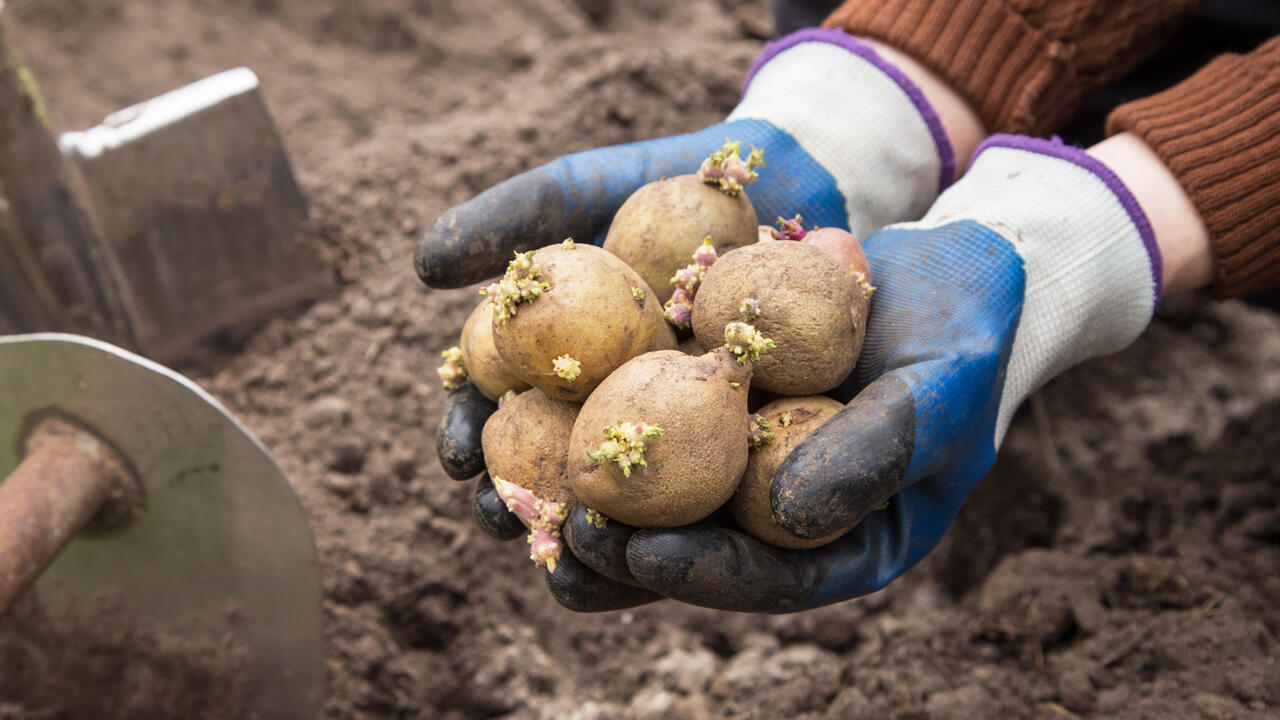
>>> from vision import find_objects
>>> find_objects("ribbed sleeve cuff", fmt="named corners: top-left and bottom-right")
top-left (822, 0), bottom-right (1079, 136)
top-left (1108, 38), bottom-right (1280, 299)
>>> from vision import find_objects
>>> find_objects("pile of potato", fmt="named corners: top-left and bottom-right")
top-left (438, 141), bottom-right (875, 571)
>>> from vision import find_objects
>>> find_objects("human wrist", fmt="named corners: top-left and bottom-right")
top-left (729, 28), bottom-right (961, 236)
top-left (1087, 132), bottom-right (1212, 295)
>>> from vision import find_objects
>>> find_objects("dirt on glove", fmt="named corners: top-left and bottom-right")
top-left (2, 0), bottom-right (1277, 718)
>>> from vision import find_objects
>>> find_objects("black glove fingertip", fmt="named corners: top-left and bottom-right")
top-left (772, 374), bottom-right (914, 538)
top-left (414, 169), bottom-right (580, 289)
top-left (437, 380), bottom-right (496, 480)
top-left (544, 547), bottom-right (662, 613)
top-left (473, 474), bottom-right (525, 541)
top-left (562, 505), bottom-right (642, 587)
top-left (626, 527), bottom-right (817, 613)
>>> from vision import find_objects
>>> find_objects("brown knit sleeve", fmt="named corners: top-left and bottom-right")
top-left (1108, 37), bottom-right (1280, 298)
top-left (822, 0), bottom-right (1200, 136)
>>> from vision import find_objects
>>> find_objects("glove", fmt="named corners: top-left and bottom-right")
top-left (424, 29), bottom-right (962, 610)
top-left (563, 134), bottom-right (1163, 612)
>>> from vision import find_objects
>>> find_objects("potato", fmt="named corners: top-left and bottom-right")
top-left (459, 300), bottom-right (530, 401)
top-left (603, 141), bottom-right (764, 304)
top-left (481, 388), bottom-right (580, 571)
top-left (692, 241), bottom-right (867, 395)
top-left (804, 227), bottom-right (870, 281)
top-left (487, 241), bottom-right (676, 402)
top-left (482, 388), bottom-right (578, 506)
top-left (763, 217), bottom-right (873, 292)
top-left (729, 396), bottom-right (848, 549)
top-left (760, 222), bottom-right (875, 332)
top-left (603, 176), bottom-right (757, 304)
top-left (567, 327), bottom-right (772, 527)
top-left (803, 227), bottom-right (874, 306)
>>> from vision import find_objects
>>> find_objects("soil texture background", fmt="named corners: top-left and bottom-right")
top-left (2, 0), bottom-right (1278, 718)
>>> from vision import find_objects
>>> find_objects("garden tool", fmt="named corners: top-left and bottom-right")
top-left (0, 332), bottom-right (323, 718)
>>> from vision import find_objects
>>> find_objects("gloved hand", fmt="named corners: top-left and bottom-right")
top-left (425, 29), bottom-right (962, 610)
top-left (561, 134), bottom-right (1163, 612)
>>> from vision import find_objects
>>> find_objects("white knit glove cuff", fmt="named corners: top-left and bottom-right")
top-left (899, 135), bottom-right (1163, 443)
top-left (728, 28), bottom-right (956, 238)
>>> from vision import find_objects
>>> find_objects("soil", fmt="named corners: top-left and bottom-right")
top-left (3, 0), bottom-right (1279, 718)
top-left (0, 593), bottom-right (250, 720)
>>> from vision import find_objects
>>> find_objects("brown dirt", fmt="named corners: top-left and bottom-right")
top-left (3, 1), bottom-right (1278, 718)
top-left (0, 592), bottom-right (250, 719)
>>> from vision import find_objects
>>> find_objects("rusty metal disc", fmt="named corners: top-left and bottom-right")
top-left (0, 333), bottom-right (322, 718)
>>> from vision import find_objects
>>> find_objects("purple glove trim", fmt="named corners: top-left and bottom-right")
top-left (972, 134), bottom-right (1164, 309)
top-left (742, 27), bottom-right (957, 193)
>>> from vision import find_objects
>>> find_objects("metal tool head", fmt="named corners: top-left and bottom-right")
top-left (0, 333), bottom-right (322, 718)
top-left (57, 67), bottom-right (332, 363)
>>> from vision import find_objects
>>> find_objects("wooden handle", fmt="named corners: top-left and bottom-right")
top-left (0, 415), bottom-right (139, 614)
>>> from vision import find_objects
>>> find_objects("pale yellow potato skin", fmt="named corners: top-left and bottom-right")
top-left (481, 388), bottom-right (579, 506)
top-left (692, 242), bottom-right (865, 396)
top-left (567, 348), bottom-right (752, 528)
top-left (491, 244), bottom-right (676, 402)
top-left (460, 300), bottom-right (531, 401)
top-left (603, 175), bottom-right (758, 304)
top-left (730, 396), bottom-right (849, 549)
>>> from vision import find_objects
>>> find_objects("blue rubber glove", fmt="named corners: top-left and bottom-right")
top-left (423, 29), bottom-right (960, 611)
top-left (565, 135), bottom-right (1164, 612)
